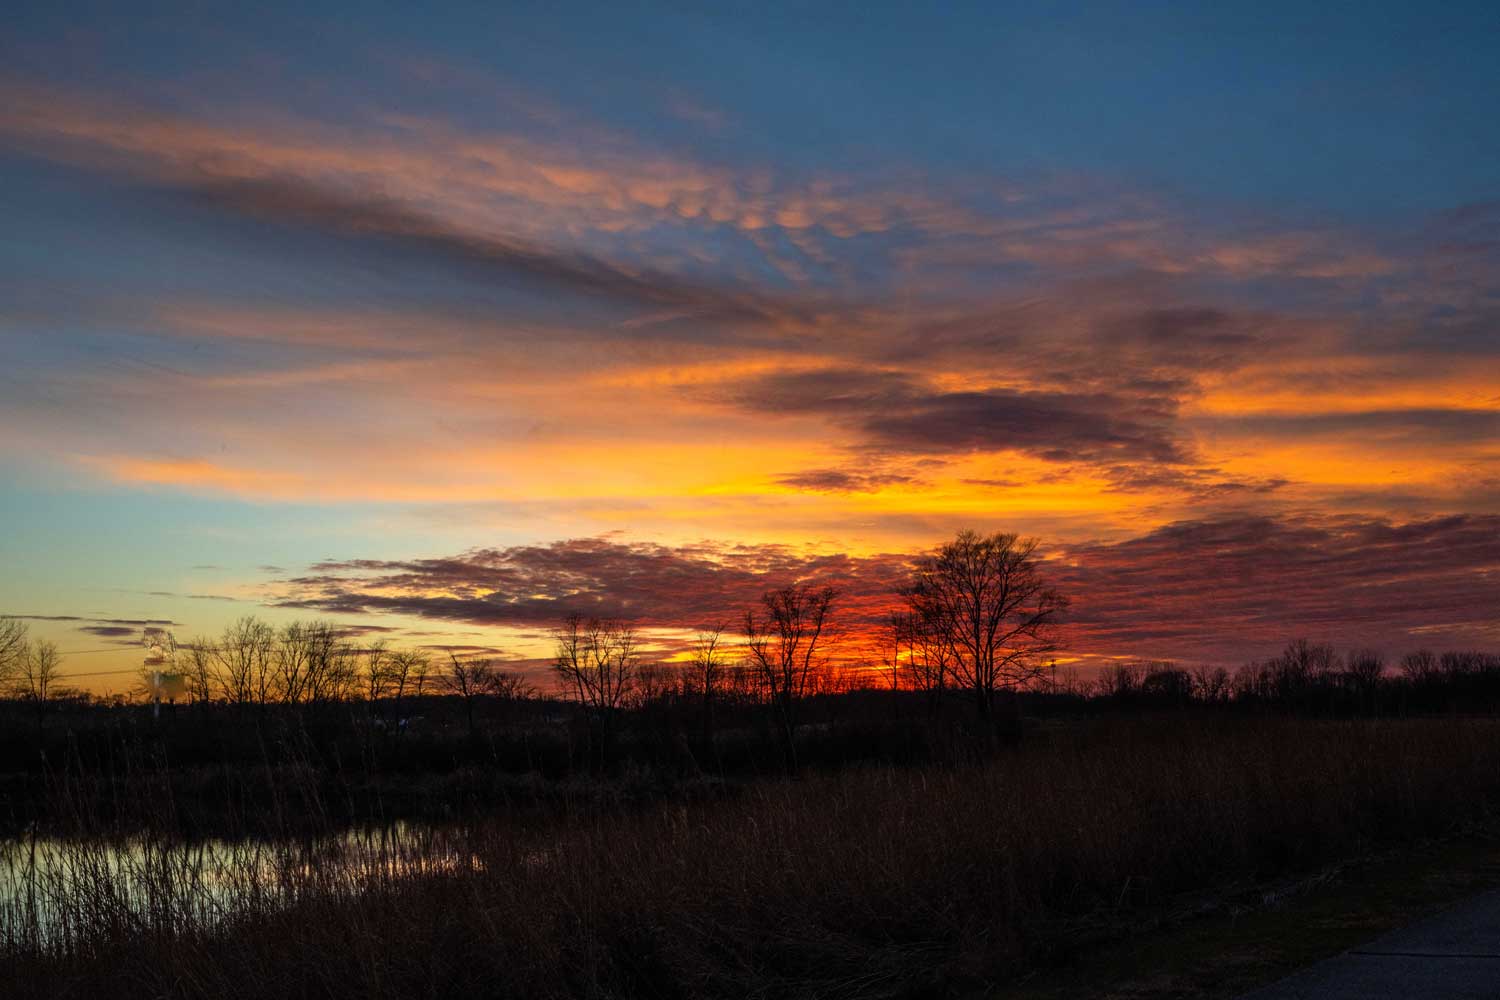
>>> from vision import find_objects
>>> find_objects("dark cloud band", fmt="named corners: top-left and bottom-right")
top-left (272, 513), bottom-right (1500, 664)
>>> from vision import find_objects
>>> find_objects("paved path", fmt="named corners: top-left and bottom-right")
top-left (1242, 889), bottom-right (1500, 998)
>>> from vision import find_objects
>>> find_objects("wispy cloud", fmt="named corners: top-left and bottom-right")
top-left (1056, 514), bottom-right (1500, 660)
top-left (274, 538), bottom-right (911, 631)
top-left (269, 513), bottom-right (1500, 664)
top-left (0, 77), bottom-right (1493, 571)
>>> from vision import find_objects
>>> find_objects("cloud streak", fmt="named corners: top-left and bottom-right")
top-left (1056, 514), bottom-right (1500, 661)
top-left (705, 367), bottom-right (1192, 486)
top-left (275, 538), bottom-right (911, 632)
top-left (170, 175), bottom-right (809, 327)
top-left (271, 514), bottom-right (1500, 665)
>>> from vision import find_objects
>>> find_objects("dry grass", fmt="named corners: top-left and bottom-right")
top-left (5, 717), bottom-right (1500, 998)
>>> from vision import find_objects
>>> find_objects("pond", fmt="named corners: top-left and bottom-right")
top-left (0, 822), bottom-right (504, 947)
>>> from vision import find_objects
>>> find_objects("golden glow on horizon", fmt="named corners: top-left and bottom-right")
top-left (5, 61), bottom-right (1497, 700)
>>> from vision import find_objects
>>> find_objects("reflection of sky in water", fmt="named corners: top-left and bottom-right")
top-left (0, 823), bottom-right (539, 945)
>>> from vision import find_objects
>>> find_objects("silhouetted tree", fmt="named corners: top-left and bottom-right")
top-left (1346, 649), bottom-right (1385, 707)
top-left (1191, 664), bottom-right (1231, 703)
top-left (0, 617), bottom-right (27, 689)
top-left (1400, 649), bottom-right (1439, 684)
top-left (13, 639), bottom-right (64, 733)
top-left (1099, 661), bottom-right (1142, 700)
top-left (384, 649), bottom-right (428, 730)
top-left (275, 622), bottom-right (313, 705)
top-left (214, 617), bottom-right (276, 706)
top-left (410, 650), bottom-right (432, 699)
top-left (182, 638), bottom-right (219, 705)
top-left (688, 624), bottom-right (729, 745)
top-left (362, 640), bottom-right (392, 705)
top-left (891, 606), bottom-right (951, 712)
top-left (879, 612), bottom-right (906, 693)
top-left (311, 624), bottom-right (358, 704)
top-left (743, 582), bottom-right (838, 770)
top-left (442, 652), bottom-right (497, 740)
top-left (1139, 664), bottom-right (1194, 706)
top-left (553, 616), bottom-right (638, 713)
top-left (899, 530), bottom-right (1067, 723)
top-left (1269, 639), bottom-right (1338, 704)
top-left (487, 667), bottom-right (535, 711)
top-left (553, 615), bottom-right (639, 757)
top-left (1441, 650), bottom-right (1486, 680)
top-left (274, 621), bottom-right (357, 706)
top-left (632, 660), bottom-right (673, 708)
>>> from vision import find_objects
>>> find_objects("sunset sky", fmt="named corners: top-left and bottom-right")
top-left (3, 2), bottom-right (1498, 690)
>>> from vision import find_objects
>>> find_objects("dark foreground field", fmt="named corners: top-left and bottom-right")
top-left (5, 716), bottom-right (1500, 999)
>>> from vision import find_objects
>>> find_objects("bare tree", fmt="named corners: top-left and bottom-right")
top-left (362, 639), bottom-right (391, 706)
top-left (275, 621), bottom-right (312, 705)
top-left (724, 656), bottom-right (763, 704)
top-left (1191, 664), bottom-right (1231, 704)
top-left (1138, 663), bottom-right (1194, 705)
top-left (1346, 649), bottom-right (1384, 688)
top-left (632, 660), bottom-right (675, 708)
top-left (274, 621), bottom-right (356, 706)
top-left (743, 582), bottom-right (838, 770)
top-left (488, 668), bottom-right (535, 705)
top-left (443, 652), bottom-right (497, 740)
top-left (0, 618), bottom-right (28, 688)
top-left (409, 650), bottom-right (431, 700)
top-left (1098, 661), bottom-right (1142, 699)
top-left (384, 648), bottom-right (428, 729)
top-left (895, 606), bottom-right (952, 709)
top-left (552, 615), bottom-right (639, 729)
top-left (688, 625), bottom-right (729, 743)
top-left (13, 640), bottom-right (64, 730)
top-left (1400, 649), bottom-right (1439, 683)
top-left (208, 617), bottom-right (276, 706)
top-left (1267, 640), bottom-right (1338, 703)
top-left (1441, 651), bottom-right (1486, 679)
top-left (307, 622), bottom-right (358, 704)
top-left (182, 638), bottom-right (220, 705)
top-left (878, 612), bottom-right (906, 693)
top-left (899, 530), bottom-right (1067, 721)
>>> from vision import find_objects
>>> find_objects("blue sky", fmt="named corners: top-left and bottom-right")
top-left (10, 2), bottom-right (1498, 214)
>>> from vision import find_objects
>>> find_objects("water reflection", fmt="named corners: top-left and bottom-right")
top-left (0, 823), bottom-right (490, 946)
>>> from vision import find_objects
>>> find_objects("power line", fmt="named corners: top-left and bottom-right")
top-left (57, 667), bottom-right (146, 679)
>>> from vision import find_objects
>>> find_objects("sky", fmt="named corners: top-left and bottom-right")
top-left (2, 1), bottom-right (1498, 690)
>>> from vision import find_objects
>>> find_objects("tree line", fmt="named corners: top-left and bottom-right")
top-left (0, 533), bottom-right (1061, 758)
top-left (1088, 639), bottom-right (1500, 714)
top-left (5, 530), bottom-right (1498, 762)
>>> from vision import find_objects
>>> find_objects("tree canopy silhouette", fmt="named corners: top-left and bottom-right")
top-left (899, 530), bottom-right (1067, 719)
